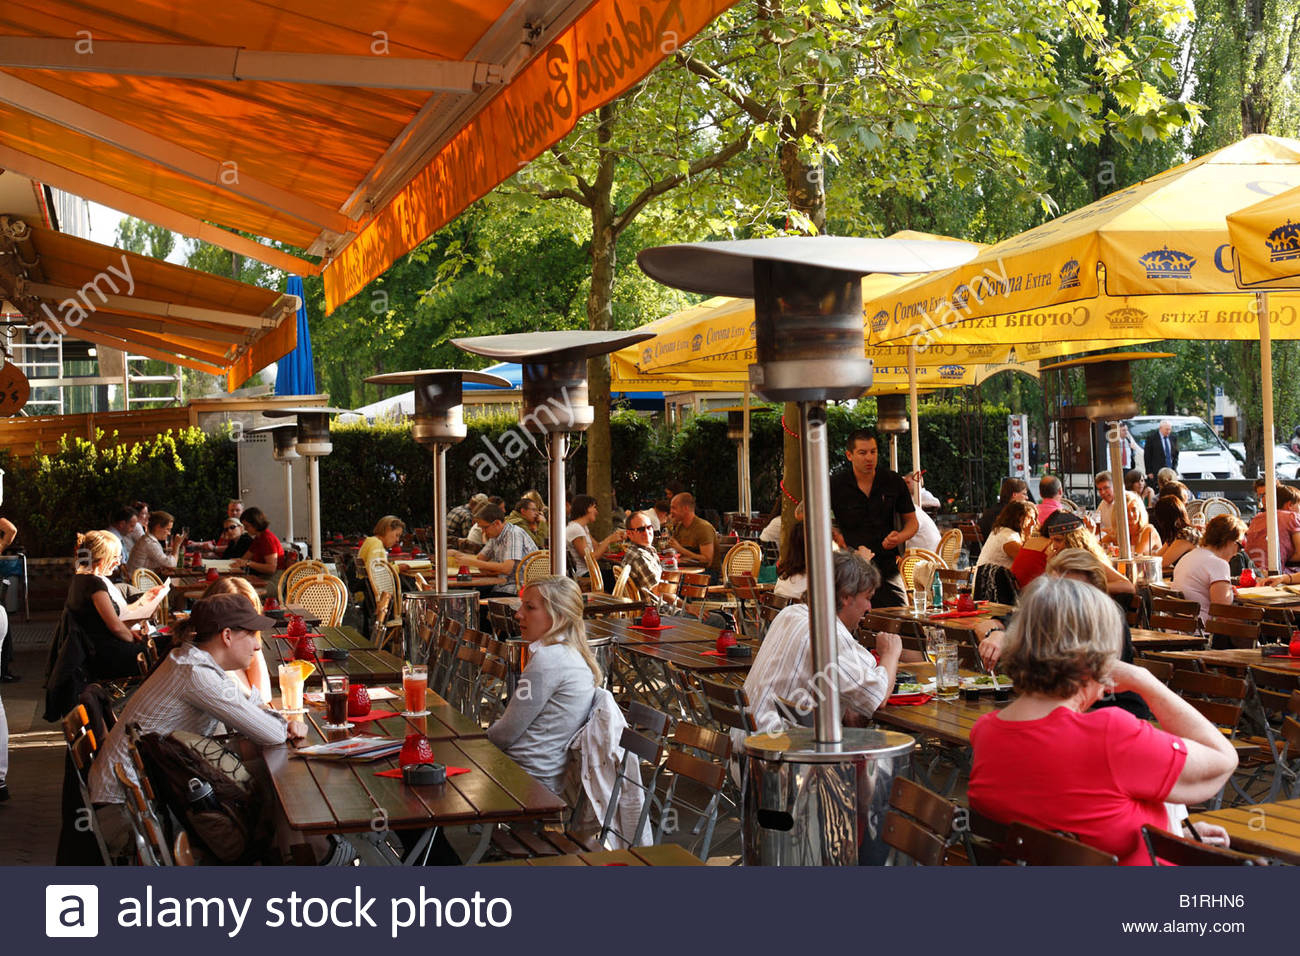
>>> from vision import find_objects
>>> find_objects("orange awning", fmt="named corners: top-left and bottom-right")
top-left (0, 0), bottom-right (739, 314)
top-left (0, 216), bottom-right (298, 388)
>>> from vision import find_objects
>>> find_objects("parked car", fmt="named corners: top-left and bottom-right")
top-left (1229, 442), bottom-right (1300, 480)
top-left (1124, 416), bottom-right (1244, 481)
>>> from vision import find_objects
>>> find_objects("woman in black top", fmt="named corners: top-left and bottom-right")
top-left (67, 530), bottom-right (146, 680)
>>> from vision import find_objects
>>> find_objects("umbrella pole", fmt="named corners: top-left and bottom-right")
top-left (908, 346), bottom-right (921, 505)
top-left (548, 432), bottom-right (568, 578)
top-left (1260, 292), bottom-right (1280, 573)
top-left (433, 445), bottom-right (448, 593)
top-left (283, 460), bottom-right (294, 545)
top-left (1107, 423), bottom-right (1132, 564)
top-left (308, 455), bottom-right (321, 561)
top-left (742, 380), bottom-right (752, 515)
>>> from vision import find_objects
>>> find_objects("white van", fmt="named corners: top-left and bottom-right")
top-left (1124, 416), bottom-right (1244, 481)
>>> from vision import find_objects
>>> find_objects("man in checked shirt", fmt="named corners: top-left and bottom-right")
top-left (619, 513), bottom-right (679, 610)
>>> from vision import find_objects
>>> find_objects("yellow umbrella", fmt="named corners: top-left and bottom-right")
top-left (863, 134), bottom-right (1300, 568)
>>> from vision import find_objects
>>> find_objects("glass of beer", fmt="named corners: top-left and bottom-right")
top-left (934, 644), bottom-right (960, 701)
top-left (277, 663), bottom-right (305, 713)
top-left (323, 675), bottom-right (350, 728)
top-left (402, 663), bottom-right (429, 717)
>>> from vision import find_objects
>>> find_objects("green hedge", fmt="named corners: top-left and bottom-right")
top-left (3, 400), bottom-right (1011, 556)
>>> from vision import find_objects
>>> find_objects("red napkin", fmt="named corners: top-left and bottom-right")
top-left (373, 767), bottom-right (471, 779)
top-left (347, 709), bottom-right (401, 723)
top-left (886, 693), bottom-right (934, 706)
top-left (276, 633), bottom-right (325, 640)
top-left (700, 650), bottom-right (725, 657)
top-left (628, 624), bottom-right (674, 632)
top-left (930, 610), bottom-right (983, 620)
top-left (943, 599), bottom-right (988, 609)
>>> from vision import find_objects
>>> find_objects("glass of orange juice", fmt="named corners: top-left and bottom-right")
top-left (403, 663), bottom-right (429, 717)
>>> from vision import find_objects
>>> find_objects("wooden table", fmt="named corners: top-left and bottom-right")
top-left (872, 603), bottom-right (1014, 630)
top-left (1129, 628), bottom-right (1207, 651)
top-left (263, 625), bottom-right (405, 684)
top-left (1162, 647), bottom-right (1300, 674)
top-left (585, 614), bottom-right (727, 645)
top-left (264, 686), bottom-right (564, 864)
top-left (487, 592), bottom-right (645, 619)
top-left (1190, 799), bottom-right (1300, 865)
top-left (483, 845), bottom-right (705, 866)
top-left (619, 638), bottom-right (759, 674)
top-left (1235, 586), bottom-right (1300, 608)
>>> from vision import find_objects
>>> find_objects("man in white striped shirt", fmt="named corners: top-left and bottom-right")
top-left (89, 595), bottom-right (292, 833)
top-left (743, 552), bottom-right (902, 739)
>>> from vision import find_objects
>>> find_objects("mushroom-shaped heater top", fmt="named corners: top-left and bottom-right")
top-left (638, 237), bottom-right (980, 403)
top-left (365, 368), bottom-right (512, 446)
top-left (262, 406), bottom-right (354, 456)
top-left (251, 422), bottom-right (302, 461)
top-left (452, 330), bottom-right (653, 433)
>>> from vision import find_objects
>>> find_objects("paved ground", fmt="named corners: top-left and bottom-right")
top-left (1, 615), bottom-right (65, 865)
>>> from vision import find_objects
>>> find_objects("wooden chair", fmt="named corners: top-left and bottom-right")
top-left (697, 676), bottom-right (757, 735)
top-left (64, 724), bottom-right (114, 865)
top-left (882, 777), bottom-right (961, 866)
top-left (113, 762), bottom-right (172, 866)
top-left (598, 703), bottom-right (670, 851)
top-left (1205, 604), bottom-right (1261, 650)
top-left (277, 559), bottom-right (326, 606)
top-left (1002, 822), bottom-right (1117, 866)
top-left (1149, 596), bottom-right (1203, 636)
top-left (1133, 657), bottom-right (1174, 684)
top-left (721, 540), bottom-right (762, 584)
top-left (515, 550), bottom-right (551, 593)
top-left (653, 721), bottom-right (732, 861)
top-left (679, 572), bottom-right (719, 620)
top-left (285, 573), bottom-right (348, 626)
top-left (1171, 669), bottom-right (1249, 806)
top-left (1245, 667), bottom-right (1300, 801)
top-left (172, 830), bottom-right (196, 866)
top-left (1140, 824), bottom-right (1268, 866)
top-left (936, 528), bottom-right (964, 569)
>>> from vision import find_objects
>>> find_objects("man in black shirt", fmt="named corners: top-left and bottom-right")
top-left (830, 430), bottom-right (918, 607)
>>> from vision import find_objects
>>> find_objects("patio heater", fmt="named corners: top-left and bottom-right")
top-left (251, 422), bottom-right (300, 546)
top-left (640, 237), bottom-right (975, 865)
top-left (451, 331), bottom-right (653, 578)
top-left (363, 369), bottom-right (511, 593)
top-left (262, 406), bottom-right (352, 561)
top-left (726, 410), bottom-right (752, 514)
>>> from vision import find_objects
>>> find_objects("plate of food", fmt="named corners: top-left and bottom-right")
top-left (895, 679), bottom-right (936, 695)
top-left (961, 675), bottom-right (1012, 690)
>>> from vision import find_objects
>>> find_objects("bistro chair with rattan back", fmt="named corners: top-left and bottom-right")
top-left (898, 549), bottom-right (946, 598)
top-left (1202, 497), bottom-right (1240, 520)
top-left (130, 567), bottom-right (170, 625)
top-left (277, 560), bottom-right (326, 606)
top-left (1141, 824), bottom-right (1268, 865)
top-left (883, 776), bottom-right (962, 866)
top-left (515, 550), bottom-right (551, 593)
top-left (285, 573), bottom-right (348, 626)
top-left (582, 547), bottom-right (606, 593)
top-left (937, 528), bottom-right (964, 569)
top-left (364, 558), bottom-right (404, 649)
top-left (610, 564), bottom-right (638, 601)
top-left (721, 540), bottom-right (761, 585)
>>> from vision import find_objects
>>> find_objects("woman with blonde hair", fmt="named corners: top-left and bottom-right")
top-left (358, 515), bottom-right (405, 568)
top-left (969, 576), bottom-right (1236, 864)
top-left (1124, 491), bottom-right (1162, 556)
top-left (487, 576), bottom-right (599, 795)
top-left (66, 531), bottom-right (156, 680)
top-left (201, 576), bottom-right (273, 701)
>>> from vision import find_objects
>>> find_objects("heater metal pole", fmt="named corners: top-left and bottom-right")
top-left (799, 402), bottom-right (841, 747)
top-left (433, 444), bottom-right (449, 593)
top-left (308, 456), bottom-right (322, 560)
top-left (548, 432), bottom-right (568, 577)
top-left (283, 461), bottom-right (294, 545)
top-left (890, 434), bottom-right (899, 472)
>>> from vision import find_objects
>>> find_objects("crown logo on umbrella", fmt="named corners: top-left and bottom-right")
top-left (869, 309), bottom-right (890, 333)
top-left (1106, 306), bottom-right (1148, 328)
top-left (1138, 246), bottom-right (1197, 279)
top-left (1058, 258), bottom-right (1081, 289)
top-left (938, 364), bottom-right (966, 380)
top-left (1266, 219), bottom-right (1300, 262)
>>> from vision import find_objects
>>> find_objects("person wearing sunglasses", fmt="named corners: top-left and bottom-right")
top-left (209, 517), bottom-right (252, 559)
top-left (620, 516), bottom-right (677, 609)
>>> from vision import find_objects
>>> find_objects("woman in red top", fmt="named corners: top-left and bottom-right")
top-left (231, 506), bottom-right (284, 575)
top-left (968, 575), bottom-right (1237, 865)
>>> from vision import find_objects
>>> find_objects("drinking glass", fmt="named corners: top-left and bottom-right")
top-left (403, 663), bottom-right (429, 717)
top-left (934, 645), bottom-right (960, 701)
top-left (277, 663), bottom-right (305, 713)
top-left (323, 675), bottom-right (350, 728)
top-left (924, 627), bottom-right (946, 661)
top-left (912, 586), bottom-right (930, 616)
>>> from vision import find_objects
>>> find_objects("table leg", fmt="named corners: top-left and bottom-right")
top-left (463, 824), bottom-right (495, 864)
top-left (345, 831), bottom-right (403, 865)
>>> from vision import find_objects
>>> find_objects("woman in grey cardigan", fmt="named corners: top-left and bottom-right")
top-left (487, 576), bottom-right (600, 796)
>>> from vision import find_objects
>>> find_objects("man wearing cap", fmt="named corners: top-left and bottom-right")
top-left (448, 503), bottom-right (537, 595)
top-left (830, 430), bottom-right (917, 608)
top-left (87, 594), bottom-right (295, 847)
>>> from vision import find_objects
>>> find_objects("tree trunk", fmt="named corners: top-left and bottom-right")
top-left (586, 104), bottom-right (620, 541)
